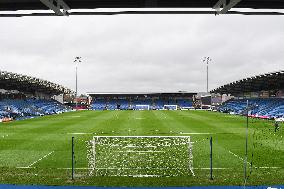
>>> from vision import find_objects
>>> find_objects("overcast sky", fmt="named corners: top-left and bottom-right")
top-left (0, 13), bottom-right (283, 94)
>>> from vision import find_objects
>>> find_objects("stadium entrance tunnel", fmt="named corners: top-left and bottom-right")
top-left (0, 185), bottom-right (284, 189)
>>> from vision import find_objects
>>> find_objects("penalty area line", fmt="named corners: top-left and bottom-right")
top-left (57, 167), bottom-right (91, 170)
top-left (228, 150), bottom-right (256, 168)
top-left (18, 151), bottom-right (54, 169)
top-left (28, 151), bottom-right (54, 168)
top-left (194, 167), bottom-right (232, 170)
top-left (194, 166), bottom-right (282, 170)
top-left (257, 166), bottom-right (282, 169)
top-left (229, 150), bottom-right (245, 162)
top-left (67, 133), bottom-right (93, 135)
top-left (179, 132), bottom-right (216, 135)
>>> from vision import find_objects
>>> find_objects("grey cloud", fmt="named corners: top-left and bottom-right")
top-left (0, 14), bottom-right (283, 94)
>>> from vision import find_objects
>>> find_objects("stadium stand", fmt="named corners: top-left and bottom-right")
top-left (89, 98), bottom-right (197, 110)
top-left (88, 93), bottom-right (195, 110)
top-left (90, 99), bottom-right (106, 110)
top-left (0, 70), bottom-right (73, 121)
top-left (218, 98), bottom-right (284, 119)
top-left (132, 99), bottom-right (152, 110)
top-left (177, 99), bottom-right (193, 108)
top-left (213, 71), bottom-right (284, 119)
top-left (118, 99), bottom-right (129, 110)
top-left (0, 98), bottom-right (70, 120)
top-left (211, 70), bottom-right (284, 96)
top-left (154, 99), bottom-right (165, 110)
top-left (107, 99), bottom-right (117, 110)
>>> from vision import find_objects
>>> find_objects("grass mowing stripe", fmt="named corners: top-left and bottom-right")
top-left (0, 110), bottom-right (283, 186)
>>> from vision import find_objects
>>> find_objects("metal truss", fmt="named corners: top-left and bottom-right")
top-left (213, 0), bottom-right (243, 14)
top-left (0, 10), bottom-right (284, 17)
top-left (211, 70), bottom-right (284, 95)
top-left (0, 70), bottom-right (73, 95)
top-left (39, 0), bottom-right (70, 16)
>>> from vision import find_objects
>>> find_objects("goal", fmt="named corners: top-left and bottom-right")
top-left (135, 104), bottom-right (150, 110)
top-left (164, 104), bottom-right (178, 110)
top-left (87, 136), bottom-right (194, 177)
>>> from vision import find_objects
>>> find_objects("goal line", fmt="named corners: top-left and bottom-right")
top-left (92, 135), bottom-right (191, 138)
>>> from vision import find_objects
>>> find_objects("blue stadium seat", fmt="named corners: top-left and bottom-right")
top-left (0, 98), bottom-right (70, 120)
top-left (218, 98), bottom-right (284, 119)
top-left (90, 99), bottom-right (106, 110)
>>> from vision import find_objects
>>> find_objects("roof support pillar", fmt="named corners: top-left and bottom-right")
top-left (213, 0), bottom-right (242, 14)
top-left (40, 0), bottom-right (70, 16)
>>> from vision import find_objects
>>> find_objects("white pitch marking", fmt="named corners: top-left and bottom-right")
top-left (105, 174), bottom-right (161, 177)
top-left (67, 133), bottom-right (93, 135)
top-left (257, 166), bottom-right (282, 169)
top-left (52, 167), bottom-right (283, 171)
top-left (180, 132), bottom-right (215, 135)
top-left (228, 150), bottom-right (246, 162)
top-left (93, 136), bottom-right (191, 138)
top-left (228, 150), bottom-right (255, 167)
top-left (115, 150), bottom-right (164, 153)
top-left (123, 144), bottom-right (136, 148)
top-left (57, 167), bottom-right (184, 171)
top-left (194, 167), bottom-right (282, 170)
top-left (54, 167), bottom-right (282, 170)
top-left (57, 168), bottom-right (157, 170)
top-left (57, 167), bottom-right (91, 170)
top-left (17, 166), bottom-right (283, 171)
top-left (194, 167), bottom-right (232, 170)
top-left (132, 174), bottom-right (160, 177)
top-left (192, 166), bottom-right (283, 170)
top-left (27, 151), bottom-right (54, 168)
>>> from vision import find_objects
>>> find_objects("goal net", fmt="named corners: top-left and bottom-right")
top-left (87, 136), bottom-right (194, 177)
top-left (135, 105), bottom-right (150, 110)
top-left (164, 105), bottom-right (178, 110)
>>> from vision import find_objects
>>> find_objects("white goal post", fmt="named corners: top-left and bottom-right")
top-left (87, 136), bottom-right (194, 177)
top-left (135, 104), bottom-right (150, 110)
top-left (164, 104), bottom-right (178, 110)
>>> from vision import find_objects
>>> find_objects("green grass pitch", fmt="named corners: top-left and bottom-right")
top-left (0, 110), bottom-right (283, 186)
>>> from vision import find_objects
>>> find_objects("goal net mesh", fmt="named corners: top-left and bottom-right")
top-left (87, 136), bottom-right (194, 177)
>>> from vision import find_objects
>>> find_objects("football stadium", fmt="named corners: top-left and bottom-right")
top-left (0, 1), bottom-right (284, 189)
top-left (0, 70), bottom-right (283, 188)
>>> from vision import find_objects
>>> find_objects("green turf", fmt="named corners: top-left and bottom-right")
top-left (0, 110), bottom-right (283, 186)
